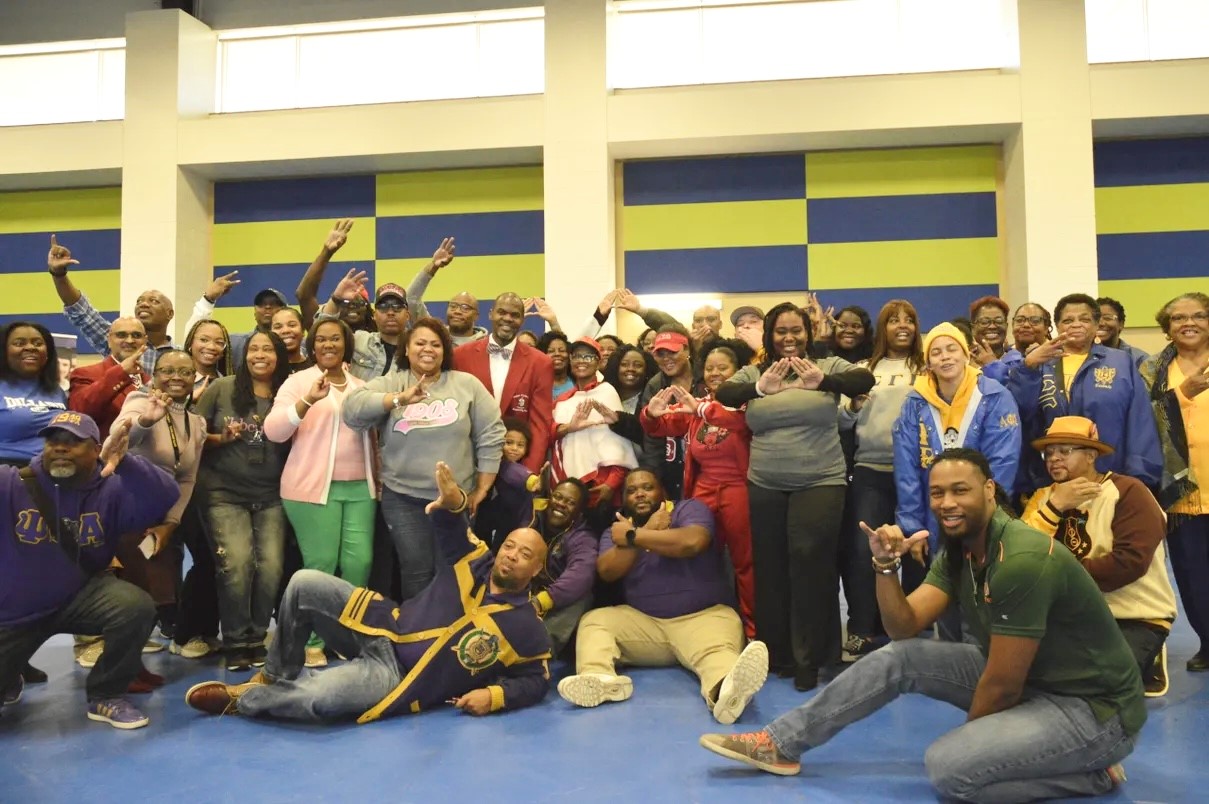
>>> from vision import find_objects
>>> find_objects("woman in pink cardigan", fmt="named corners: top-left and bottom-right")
top-left (264, 319), bottom-right (376, 667)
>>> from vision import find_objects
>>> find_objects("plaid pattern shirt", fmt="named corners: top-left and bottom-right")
top-left (64, 294), bottom-right (172, 376)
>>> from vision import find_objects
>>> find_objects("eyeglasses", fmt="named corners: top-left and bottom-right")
top-left (112, 330), bottom-right (146, 341)
top-left (570, 353), bottom-right (599, 363)
top-left (447, 302), bottom-right (475, 313)
top-left (1041, 445), bottom-right (1090, 460)
top-left (974, 317), bottom-right (1006, 327)
top-left (1171, 312), bottom-right (1209, 325)
top-left (1013, 315), bottom-right (1045, 326)
top-left (155, 367), bottom-right (195, 379)
top-left (376, 301), bottom-right (407, 312)
top-left (1098, 314), bottom-right (1120, 323)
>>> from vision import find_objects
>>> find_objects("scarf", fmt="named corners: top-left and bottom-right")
top-left (1140, 344), bottom-right (1200, 522)
top-left (914, 365), bottom-right (982, 450)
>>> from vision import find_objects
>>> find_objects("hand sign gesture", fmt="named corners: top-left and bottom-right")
top-left (1024, 335), bottom-right (1067, 369)
top-left (333, 268), bottom-right (369, 302)
top-left (306, 374), bottom-right (331, 406)
top-left (100, 419), bottom-right (131, 478)
top-left (119, 343), bottom-right (148, 375)
top-left (788, 357), bottom-right (824, 390)
top-left (192, 374), bottom-right (211, 403)
top-left (48, 235), bottom-right (79, 275)
top-left (756, 359), bottom-right (797, 396)
top-left (325, 219), bottom-right (354, 254)
top-left (667, 384), bottom-right (703, 412)
top-left (859, 521), bottom-right (930, 564)
top-left (597, 290), bottom-right (620, 316)
top-left (205, 271), bottom-right (241, 303)
top-left (589, 399), bottom-right (619, 424)
top-left (431, 236), bottom-right (456, 270)
top-left (523, 297), bottom-right (559, 324)
top-left (970, 338), bottom-right (997, 367)
top-left (221, 417), bottom-right (246, 444)
top-left (140, 388), bottom-right (173, 426)
top-left (566, 399), bottom-right (597, 433)
top-left (396, 373), bottom-right (434, 407)
top-left (614, 289), bottom-right (641, 314)
top-left (645, 386), bottom-right (678, 418)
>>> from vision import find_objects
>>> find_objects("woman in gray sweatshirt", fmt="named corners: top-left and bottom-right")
top-left (343, 317), bottom-right (504, 602)
top-left (716, 302), bottom-right (875, 692)
top-left (835, 300), bottom-right (924, 660)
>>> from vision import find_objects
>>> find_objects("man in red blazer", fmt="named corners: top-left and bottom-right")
top-left (454, 293), bottom-right (553, 472)
top-left (68, 316), bottom-right (151, 440)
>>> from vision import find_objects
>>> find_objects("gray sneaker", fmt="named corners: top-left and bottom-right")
top-left (712, 640), bottom-right (769, 725)
top-left (557, 673), bottom-right (633, 708)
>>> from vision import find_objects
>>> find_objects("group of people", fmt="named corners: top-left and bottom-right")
top-left (1, 222), bottom-right (1206, 802)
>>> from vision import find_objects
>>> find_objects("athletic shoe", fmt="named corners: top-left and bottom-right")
top-left (304, 647), bottom-right (328, 668)
top-left (699, 730), bottom-right (801, 776)
top-left (185, 673), bottom-right (269, 716)
top-left (75, 639), bottom-right (105, 669)
top-left (712, 640), bottom-right (769, 725)
top-left (557, 673), bottom-right (633, 708)
top-left (169, 637), bottom-right (216, 659)
top-left (226, 648), bottom-right (253, 672)
top-left (142, 639), bottom-right (164, 654)
top-left (2, 675), bottom-right (23, 706)
top-left (1144, 644), bottom-right (1168, 698)
top-left (22, 663), bottom-right (48, 684)
top-left (842, 633), bottom-right (881, 663)
top-left (86, 698), bottom-right (150, 730)
top-left (249, 645), bottom-right (268, 668)
top-left (1105, 763), bottom-right (1127, 788)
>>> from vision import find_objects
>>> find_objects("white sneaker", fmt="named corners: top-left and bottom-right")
top-left (304, 647), bottom-right (328, 668)
top-left (712, 640), bottom-right (769, 725)
top-left (74, 639), bottom-right (105, 669)
top-left (557, 673), bottom-right (633, 708)
top-left (169, 637), bottom-right (216, 659)
top-left (142, 639), bottom-right (165, 654)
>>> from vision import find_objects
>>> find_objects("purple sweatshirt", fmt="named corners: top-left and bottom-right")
top-left (532, 515), bottom-right (597, 613)
top-left (0, 454), bottom-right (179, 627)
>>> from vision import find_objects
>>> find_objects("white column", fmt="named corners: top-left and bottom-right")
top-left (542, 0), bottom-right (616, 331)
top-left (120, 10), bottom-right (216, 341)
top-left (1002, 0), bottom-right (1099, 313)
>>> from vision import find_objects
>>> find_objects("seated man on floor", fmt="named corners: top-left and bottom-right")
top-left (558, 468), bottom-right (768, 725)
top-left (0, 413), bottom-right (178, 729)
top-left (1022, 416), bottom-right (1178, 697)
top-left (531, 478), bottom-right (597, 657)
top-left (700, 448), bottom-right (1144, 801)
top-left (185, 462), bottom-right (552, 722)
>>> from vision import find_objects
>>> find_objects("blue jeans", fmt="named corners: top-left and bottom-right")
top-left (237, 570), bottom-right (402, 721)
top-left (379, 489), bottom-right (437, 602)
top-left (766, 639), bottom-right (1135, 803)
top-left (840, 467), bottom-right (894, 638)
top-left (206, 500), bottom-right (286, 649)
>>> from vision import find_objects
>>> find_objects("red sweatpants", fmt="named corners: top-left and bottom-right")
top-left (695, 478), bottom-right (755, 638)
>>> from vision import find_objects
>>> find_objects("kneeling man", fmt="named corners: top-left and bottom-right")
top-left (186, 462), bottom-right (551, 721)
top-left (559, 468), bottom-right (767, 725)
top-left (701, 448), bottom-right (1144, 801)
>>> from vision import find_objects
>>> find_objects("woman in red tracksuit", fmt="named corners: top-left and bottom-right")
top-left (640, 340), bottom-right (756, 637)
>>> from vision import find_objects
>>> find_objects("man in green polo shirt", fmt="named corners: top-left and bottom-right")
top-left (699, 447), bottom-right (1144, 801)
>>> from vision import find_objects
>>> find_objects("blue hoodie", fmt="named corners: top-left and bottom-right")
top-left (0, 453), bottom-right (178, 627)
top-left (893, 373), bottom-right (1022, 549)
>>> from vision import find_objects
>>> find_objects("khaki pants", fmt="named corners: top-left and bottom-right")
top-left (575, 604), bottom-right (744, 703)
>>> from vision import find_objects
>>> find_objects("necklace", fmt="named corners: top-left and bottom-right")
top-left (327, 373), bottom-right (348, 389)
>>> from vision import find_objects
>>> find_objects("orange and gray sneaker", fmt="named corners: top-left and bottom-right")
top-left (699, 730), bottom-right (801, 776)
top-left (1144, 644), bottom-right (1168, 698)
top-left (185, 672), bottom-right (270, 716)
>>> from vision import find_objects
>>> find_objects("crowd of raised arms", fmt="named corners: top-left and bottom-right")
top-left (1, 218), bottom-right (1206, 801)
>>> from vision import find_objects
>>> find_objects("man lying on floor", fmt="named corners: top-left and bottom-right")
top-left (186, 461), bottom-right (551, 722)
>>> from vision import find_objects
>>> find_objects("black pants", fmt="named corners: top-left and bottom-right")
top-left (172, 501), bottom-right (220, 645)
top-left (1117, 619), bottom-right (1167, 677)
top-left (748, 482), bottom-right (845, 672)
top-left (839, 467), bottom-right (893, 638)
top-left (0, 574), bottom-right (154, 701)
top-left (1167, 514), bottom-right (1209, 650)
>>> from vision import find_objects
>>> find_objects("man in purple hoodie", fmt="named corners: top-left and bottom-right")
top-left (0, 411), bottom-right (179, 729)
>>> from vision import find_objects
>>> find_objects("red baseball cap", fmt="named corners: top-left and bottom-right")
top-left (651, 332), bottom-right (689, 353)
top-left (571, 337), bottom-right (602, 357)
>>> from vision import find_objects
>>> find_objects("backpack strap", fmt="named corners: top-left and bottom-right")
top-left (18, 466), bottom-right (82, 566)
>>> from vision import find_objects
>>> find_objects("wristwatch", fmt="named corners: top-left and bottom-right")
top-left (391, 394), bottom-right (403, 409)
top-left (625, 528), bottom-right (637, 547)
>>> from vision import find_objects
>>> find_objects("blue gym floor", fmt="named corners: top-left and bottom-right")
top-left (2, 609), bottom-right (1204, 803)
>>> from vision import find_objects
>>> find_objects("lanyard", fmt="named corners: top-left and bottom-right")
top-left (163, 406), bottom-right (191, 469)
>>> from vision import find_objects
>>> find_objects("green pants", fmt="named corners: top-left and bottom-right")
top-left (283, 481), bottom-right (377, 648)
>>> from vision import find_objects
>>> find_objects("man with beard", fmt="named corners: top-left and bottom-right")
top-left (454, 293), bottom-right (553, 473)
top-left (67, 316), bottom-right (150, 440)
top-left (185, 462), bottom-right (551, 722)
top-left (0, 412), bottom-right (179, 728)
top-left (558, 468), bottom-right (769, 725)
top-left (1096, 297), bottom-right (1150, 370)
top-left (701, 448), bottom-right (1144, 801)
top-left (47, 236), bottom-right (176, 376)
top-left (530, 478), bottom-right (596, 656)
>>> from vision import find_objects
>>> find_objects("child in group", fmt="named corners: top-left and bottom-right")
top-left (473, 418), bottom-right (544, 551)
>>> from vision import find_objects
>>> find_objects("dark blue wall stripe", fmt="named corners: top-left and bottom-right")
top-left (1094, 137), bottom-right (1209, 188)
top-left (214, 176), bottom-right (377, 224)
top-left (1097, 231), bottom-right (1209, 280)
top-left (420, 301), bottom-right (540, 336)
top-left (0, 230), bottom-right (121, 273)
top-left (807, 192), bottom-right (998, 244)
top-left (376, 211), bottom-right (543, 259)
top-left (0, 311), bottom-right (119, 354)
top-left (207, 262), bottom-right (362, 308)
top-left (624, 155), bottom-right (806, 206)
top-left (624, 246), bottom-right (808, 294)
top-left (829, 285), bottom-right (998, 333)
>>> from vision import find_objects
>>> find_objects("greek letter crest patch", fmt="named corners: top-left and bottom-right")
top-left (453, 628), bottom-right (501, 675)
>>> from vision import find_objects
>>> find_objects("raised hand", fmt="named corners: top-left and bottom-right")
top-left (859, 521), bottom-right (930, 564)
top-left (100, 419), bottom-right (131, 477)
top-left (970, 338), bottom-right (997, 367)
top-left (1024, 334), bottom-right (1067, 369)
top-left (192, 374), bottom-right (211, 403)
top-left (139, 388), bottom-right (172, 426)
top-left (333, 268), bottom-right (369, 302)
top-left (325, 219), bottom-right (354, 254)
top-left (431, 236), bottom-right (456, 270)
top-left (597, 290), bottom-right (620, 316)
top-left (614, 289), bottom-right (642, 314)
top-left (666, 384), bottom-right (700, 412)
top-left (645, 503), bottom-right (671, 531)
top-left (523, 297), bottom-right (559, 325)
top-left (396, 374), bottom-right (434, 407)
top-left (204, 270), bottom-right (241, 303)
top-left (756, 359), bottom-right (793, 396)
top-left (48, 235), bottom-right (79, 275)
top-left (644, 387), bottom-right (676, 418)
top-left (589, 399), bottom-right (619, 424)
top-left (119, 343), bottom-right (148, 375)
top-left (426, 460), bottom-right (467, 514)
top-left (306, 374), bottom-right (331, 406)
top-left (1049, 477), bottom-right (1103, 511)
top-left (788, 356), bottom-right (824, 390)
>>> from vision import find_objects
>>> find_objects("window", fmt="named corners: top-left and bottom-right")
top-left (1087, 0), bottom-right (1209, 63)
top-left (0, 39), bottom-right (125, 127)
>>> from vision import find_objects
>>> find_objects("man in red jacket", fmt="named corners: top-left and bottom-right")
top-left (454, 293), bottom-right (553, 472)
top-left (68, 317), bottom-right (150, 441)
